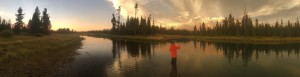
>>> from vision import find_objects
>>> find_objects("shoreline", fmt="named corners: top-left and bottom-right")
top-left (87, 33), bottom-right (300, 44)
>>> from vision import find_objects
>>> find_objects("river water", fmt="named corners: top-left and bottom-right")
top-left (57, 36), bottom-right (300, 77)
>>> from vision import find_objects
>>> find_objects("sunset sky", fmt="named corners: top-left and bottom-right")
top-left (1, 0), bottom-right (300, 31)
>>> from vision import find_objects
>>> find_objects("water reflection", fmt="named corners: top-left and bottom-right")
top-left (178, 40), bottom-right (300, 65)
top-left (62, 36), bottom-right (300, 77)
top-left (107, 39), bottom-right (155, 77)
top-left (112, 39), bottom-right (153, 58)
top-left (212, 42), bottom-right (300, 66)
top-left (107, 38), bottom-right (300, 76)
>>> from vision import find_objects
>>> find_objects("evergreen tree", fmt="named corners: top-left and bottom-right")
top-left (111, 14), bottom-right (117, 32)
top-left (287, 20), bottom-right (292, 37)
top-left (152, 19), bottom-right (155, 35)
top-left (116, 6), bottom-right (121, 33)
top-left (29, 6), bottom-right (42, 34)
top-left (200, 22), bottom-right (206, 36)
top-left (140, 16), bottom-right (147, 35)
top-left (14, 7), bottom-right (25, 34)
top-left (296, 18), bottom-right (300, 36)
top-left (0, 17), bottom-right (2, 31)
top-left (222, 18), bottom-right (228, 35)
top-left (41, 8), bottom-right (51, 35)
top-left (254, 19), bottom-right (259, 36)
top-left (0, 19), bottom-right (6, 31)
top-left (147, 15), bottom-right (151, 35)
top-left (274, 20), bottom-right (280, 36)
top-left (194, 25), bottom-right (197, 32)
top-left (228, 14), bottom-right (235, 35)
top-left (134, 3), bottom-right (138, 18)
top-left (6, 20), bottom-right (11, 30)
top-left (235, 20), bottom-right (241, 36)
top-left (0, 16), bottom-right (1, 24)
top-left (27, 19), bottom-right (32, 31)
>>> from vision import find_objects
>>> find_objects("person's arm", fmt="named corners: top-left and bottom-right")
top-left (177, 45), bottom-right (180, 49)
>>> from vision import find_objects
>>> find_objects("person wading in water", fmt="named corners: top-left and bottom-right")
top-left (169, 41), bottom-right (180, 77)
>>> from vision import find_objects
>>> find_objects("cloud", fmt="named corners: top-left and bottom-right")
top-left (249, 0), bottom-right (300, 17)
top-left (108, 0), bottom-right (300, 29)
top-left (108, 0), bottom-right (224, 29)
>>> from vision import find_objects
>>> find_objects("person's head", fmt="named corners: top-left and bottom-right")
top-left (171, 40), bottom-right (175, 44)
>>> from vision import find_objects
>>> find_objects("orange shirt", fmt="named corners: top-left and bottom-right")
top-left (170, 44), bottom-right (180, 58)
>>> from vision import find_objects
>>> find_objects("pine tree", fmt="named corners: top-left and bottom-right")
top-left (41, 8), bottom-right (51, 35)
top-left (14, 7), bottom-right (25, 34)
top-left (287, 20), bottom-right (292, 37)
top-left (147, 15), bottom-right (151, 35)
top-left (140, 17), bottom-right (147, 35)
top-left (273, 20), bottom-right (279, 36)
top-left (0, 19), bottom-right (6, 31)
top-left (194, 25), bottom-right (197, 32)
top-left (228, 14), bottom-right (235, 35)
top-left (111, 14), bottom-right (117, 32)
top-left (151, 19), bottom-right (155, 35)
top-left (116, 6), bottom-right (121, 33)
top-left (0, 17), bottom-right (2, 31)
top-left (235, 20), bottom-right (241, 36)
top-left (27, 19), bottom-right (32, 31)
top-left (134, 3), bottom-right (138, 18)
top-left (296, 18), bottom-right (300, 36)
top-left (0, 16), bottom-right (1, 24)
top-left (200, 22), bottom-right (206, 36)
top-left (29, 6), bottom-right (42, 34)
top-left (6, 20), bottom-right (11, 30)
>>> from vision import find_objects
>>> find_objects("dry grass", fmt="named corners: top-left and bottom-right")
top-left (0, 34), bottom-right (83, 76)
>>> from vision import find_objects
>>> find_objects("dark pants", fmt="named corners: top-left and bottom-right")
top-left (170, 58), bottom-right (177, 77)
top-left (171, 58), bottom-right (177, 65)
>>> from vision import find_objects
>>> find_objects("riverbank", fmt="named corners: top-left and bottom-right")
top-left (0, 34), bottom-right (83, 76)
top-left (87, 33), bottom-right (300, 44)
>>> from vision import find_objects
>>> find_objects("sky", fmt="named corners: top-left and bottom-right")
top-left (1, 0), bottom-right (300, 31)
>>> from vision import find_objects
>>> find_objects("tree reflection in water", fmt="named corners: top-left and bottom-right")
top-left (109, 38), bottom-right (300, 77)
top-left (112, 39), bottom-right (300, 66)
top-left (196, 41), bottom-right (300, 66)
top-left (112, 39), bottom-right (153, 58)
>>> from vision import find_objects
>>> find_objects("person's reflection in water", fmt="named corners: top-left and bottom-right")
top-left (169, 41), bottom-right (180, 77)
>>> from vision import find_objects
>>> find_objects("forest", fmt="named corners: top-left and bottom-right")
top-left (109, 4), bottom-right (191, 36)
top-left (109, 3), bottom-right (300, 37)
top-left (0, 6), bottom-right (52, 37)
top-left (197, 14), bottom-right (300, 37)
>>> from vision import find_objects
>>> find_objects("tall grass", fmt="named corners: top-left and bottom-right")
top-left (0, 34), bottom-right (83, 63)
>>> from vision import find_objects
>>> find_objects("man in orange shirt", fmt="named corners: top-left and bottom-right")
top-left (170, 42), bottom-right (180, 59)
top-left (170, 41), bottom-right (180, 77)
top-left (170, 41), bottom-right (180, 64)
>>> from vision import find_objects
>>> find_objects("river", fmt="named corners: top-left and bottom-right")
top-left (56, 36), bottom-right (300, 77)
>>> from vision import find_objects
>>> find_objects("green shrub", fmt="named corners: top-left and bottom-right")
top-left (1, 29), bottom-right (14, 38)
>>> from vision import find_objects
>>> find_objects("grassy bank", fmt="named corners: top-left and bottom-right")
top-left (88, 33), bottom-right (300, 44)
top-left (0, 34), bottom-right (83, 76)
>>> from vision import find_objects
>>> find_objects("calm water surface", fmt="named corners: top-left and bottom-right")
top-left (58, 36), bottom-right (300, 77)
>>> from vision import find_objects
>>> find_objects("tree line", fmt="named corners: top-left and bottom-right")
top-left (195, 13), bottom-right (300, 37)
top-left (0, 6), bottom-right (52, 36)
top-left (111, 4), bottom-right (157, 36)
top-left (110, 3), bottom-right (196, 36)
top-left (0, 17), bottom-right (12, 32)
top-left (56, 28), bottom-right (75, 33)
top-left (109, 4), bottom-right (300, 37)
